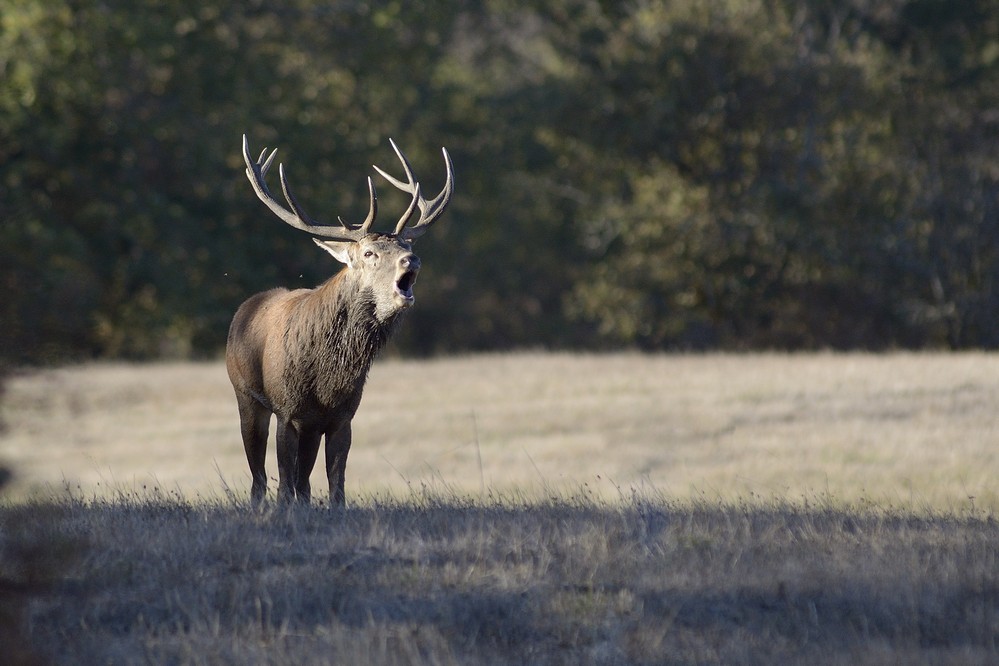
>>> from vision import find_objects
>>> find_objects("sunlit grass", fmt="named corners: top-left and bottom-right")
top-left (2, 352), bottom-right (998, 512)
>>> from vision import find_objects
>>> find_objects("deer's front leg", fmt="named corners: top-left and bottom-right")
top-left (295, 429), bottom-right (322, 505)
top-left (325, 421), bottom-right (352, 507)
top-left (275, 419), bottom-right (300, 503)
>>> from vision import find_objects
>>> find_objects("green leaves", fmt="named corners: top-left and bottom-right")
top-left (2, 1), bottom-right (998, 361)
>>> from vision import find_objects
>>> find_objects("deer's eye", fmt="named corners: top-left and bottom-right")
top-left (364, 250), bottom-right (374, 258)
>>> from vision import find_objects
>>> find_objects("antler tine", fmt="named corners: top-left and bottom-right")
top-left (373, 139), bottom-right (417, 236)
top-left (423, 147), bottom-right (455, 221)
top-left (241, 134), bottom-right (371, 242)
top-left (278, 163), bottom-right (320, 227)
top-left (337, 177), bottom-right (378, 234)
top-left (393, 183), bottom-right (421, 236)
top-left (372, 138), bottom-right (416, 191)
top-left (257, 147), bottom-right (276, 173)
top-left (373, 139), bottom-right (455, 241)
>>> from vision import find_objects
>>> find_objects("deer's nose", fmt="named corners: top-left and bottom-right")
top-left (399, 255), bottom-right (420, 271)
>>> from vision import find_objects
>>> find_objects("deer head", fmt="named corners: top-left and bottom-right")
top-left (241, 135), bottom-right (454, 318)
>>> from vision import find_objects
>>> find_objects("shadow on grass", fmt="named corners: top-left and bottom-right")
top-left (1, 486), bottom-right (997, 664)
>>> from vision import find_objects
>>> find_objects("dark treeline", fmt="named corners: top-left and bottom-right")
top-left (2, 0), bottom-right (998, 363)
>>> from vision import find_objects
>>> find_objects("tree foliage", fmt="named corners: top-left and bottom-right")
top-left (1, 0), bottom-right (997, 362)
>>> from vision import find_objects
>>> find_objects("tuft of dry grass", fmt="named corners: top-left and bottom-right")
top-left (1, 489), bottom-right (997, 664)
top-left (1, 353), bottom-right (999, 511)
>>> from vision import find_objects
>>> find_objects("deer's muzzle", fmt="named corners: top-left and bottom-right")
top-left (395, 255), bottom-right (420, 306)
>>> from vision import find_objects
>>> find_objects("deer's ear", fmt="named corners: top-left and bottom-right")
top-left (313, 238), bottom-right (354, 267)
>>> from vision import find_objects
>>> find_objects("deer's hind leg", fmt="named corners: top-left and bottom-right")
top-left (236, 394), bottom-right (271, 505)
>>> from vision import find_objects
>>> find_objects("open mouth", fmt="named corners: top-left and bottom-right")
top-left (395, 270), bottom-right (418, 303)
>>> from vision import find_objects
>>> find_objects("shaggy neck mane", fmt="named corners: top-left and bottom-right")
top-left (282, 270), bottom-right (403, 407)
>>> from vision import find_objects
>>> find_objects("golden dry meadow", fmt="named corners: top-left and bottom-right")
top-left (1, 352), bottom-right (998, 511)
top-left (3, 353), bottom-right (999, 663)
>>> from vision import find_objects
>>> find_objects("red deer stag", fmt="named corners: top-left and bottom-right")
top-left (226, 135), bottom-right (454, 505)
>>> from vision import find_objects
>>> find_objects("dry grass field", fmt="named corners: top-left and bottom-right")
top-left (2, 492), bottom-right (998, 665)
top-left (3, 353), bottom-right (999, 663)
top-left (1, 352), bottom-right (998, 511)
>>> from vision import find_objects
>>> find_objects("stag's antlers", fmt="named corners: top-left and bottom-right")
top-left (374, 139), bottom-right (455, 240)
top-left (242, 134), bottom-right (454, 242)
